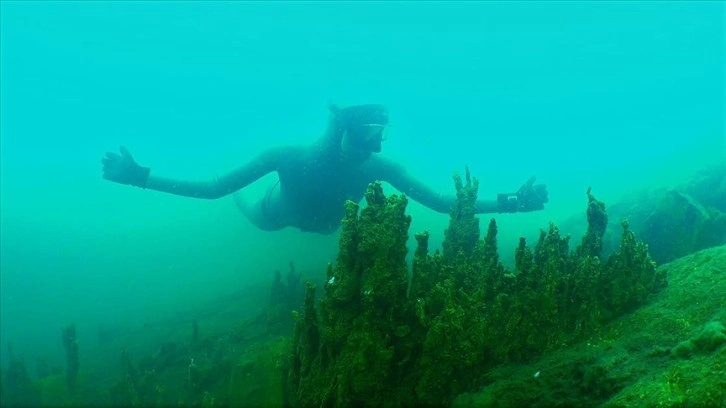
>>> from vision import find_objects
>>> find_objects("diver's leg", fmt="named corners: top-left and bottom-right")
top-left (232, 191), bottom-right (256, 221)
top-left (231, 183), bottom-right (288, 231)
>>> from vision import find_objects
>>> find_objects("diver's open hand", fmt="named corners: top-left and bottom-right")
top-left (102, 146), bottom-right (150, 188)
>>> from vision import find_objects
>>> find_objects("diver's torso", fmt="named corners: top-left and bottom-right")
top-left (274, 146), bottom-right (375, 233)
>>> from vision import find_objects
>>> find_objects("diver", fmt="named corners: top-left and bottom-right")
top-left (101, 103), bottom-right (549, 234)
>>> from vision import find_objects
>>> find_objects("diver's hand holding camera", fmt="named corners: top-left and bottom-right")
top-left (497, 176), bottom-right (549, 213)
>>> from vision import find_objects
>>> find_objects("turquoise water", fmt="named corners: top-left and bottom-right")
top-left (0, 0), bottom-right (723, 382)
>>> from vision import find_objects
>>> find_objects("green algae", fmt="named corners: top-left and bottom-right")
top-left (454, 245), bottom-right (726, 408)
top-left (4, 173), bottom-right (721, 408)
top-left (289, 172), bottom-right (671, 407)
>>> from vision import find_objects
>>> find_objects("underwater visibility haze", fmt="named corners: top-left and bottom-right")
top-left (0, 1), bottom-right (724, 407)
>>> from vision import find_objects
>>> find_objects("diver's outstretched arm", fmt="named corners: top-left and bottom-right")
top-left (102, 146), bottom-right (290, 199)
top-left (368, 157), bottom-right (546, 214)
top-left (367, 157), bottom-right (495, 214)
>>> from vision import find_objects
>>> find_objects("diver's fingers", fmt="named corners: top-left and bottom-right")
top-left (119, 145), bottom-right (133, 160)
top-left (105, 152), bottom-right (121, 161)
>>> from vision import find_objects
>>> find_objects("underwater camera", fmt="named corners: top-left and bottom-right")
top-left (497, 176), bottom-right (549, 212)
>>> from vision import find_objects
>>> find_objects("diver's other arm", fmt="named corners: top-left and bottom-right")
top-left (369, 159), bottom-right (449, 213)
top-left (372, 158), bottom-right (548, 214)
top-left (102, 145), bottom-right (284, 199)
top-left (373, 158), bottom-right (468, 213)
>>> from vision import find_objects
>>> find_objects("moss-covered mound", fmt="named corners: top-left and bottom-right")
top-left (454, 245), bottom-right (725, 408)
top-left (289, 170), bottom-right (670, 407)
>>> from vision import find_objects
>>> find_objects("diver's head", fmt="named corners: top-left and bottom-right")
top-left (332, 103), bottom-right (390, 154)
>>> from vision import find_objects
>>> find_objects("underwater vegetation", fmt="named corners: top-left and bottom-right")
top-left (2, 168), bottom-right (723, 407)
top-left (288, 168), bottom-right (668, 407)
top-left (1, 344), bottom-right (42, 407)
top-left (454, 244), bottom-right (726, 408)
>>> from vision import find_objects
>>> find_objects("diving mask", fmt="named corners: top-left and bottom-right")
top-left (346, 123), bottom-right (389, 153)
top-left (357, 123), bottom-right (389, 142)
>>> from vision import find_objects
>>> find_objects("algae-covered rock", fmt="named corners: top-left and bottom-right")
top-left (584, 164), bottom-right (726, 265)
top-left (0, 353), bottom-right (42, 408)
top-left (290, 172), bottom-right (671, 407)
top-left (672, 321), bottom-right (726, 358)
top-left (289, 181), bottom-right (414, 407)
top-left (641, 189), bottom-right (726, 264)
top-left (454, 245), bottom-right (726, 408)
top-left (227, 337), bottom-right (289, 408)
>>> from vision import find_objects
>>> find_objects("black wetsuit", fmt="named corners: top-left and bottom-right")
top-left (142, 128), bottom-right (501, 234)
